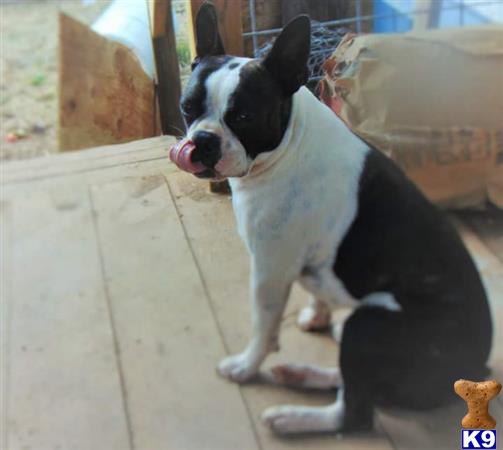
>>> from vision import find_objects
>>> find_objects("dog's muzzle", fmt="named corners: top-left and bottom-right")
top-left (169, 131), bottom-right (222, 178)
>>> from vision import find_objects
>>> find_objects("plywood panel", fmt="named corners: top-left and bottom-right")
top-left (152, 0), bottom-right (185, 136)
top-left (457, 211), bottom-right (503, 263)
top-left (5, 188), bottom-right (131, 450)
top-left (59, 13), bottom-right (156, 151)
top-left (3, 137), bottom-right (502, 449)
top-left (457, 220), bottom-right (503, 393)
top-left (2, 136), bottom-right (173, 185)
top-left (90, 175), bottom-right (259, 450)
top-left (379, 399), bottom-right (502, 450)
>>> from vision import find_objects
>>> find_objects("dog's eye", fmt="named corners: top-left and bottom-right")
top-left (234, 112), bottom-right (254, 123)
top-left (181, 104), bottom-right (192, 116)
top-left (181, 104), bottom-right (197, 122)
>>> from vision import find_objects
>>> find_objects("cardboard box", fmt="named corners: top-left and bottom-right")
top-left (320, 26), bottom-right (503, 209)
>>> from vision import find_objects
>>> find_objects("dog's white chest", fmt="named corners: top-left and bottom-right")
top-left (230, 87), bottom-right (369, 298)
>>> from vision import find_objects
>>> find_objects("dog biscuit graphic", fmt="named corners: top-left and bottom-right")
top-left (454, 379), bottom-right (501, 429)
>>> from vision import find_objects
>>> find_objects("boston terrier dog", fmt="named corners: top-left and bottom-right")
top-left (170, 3), bottom-right (493, 434)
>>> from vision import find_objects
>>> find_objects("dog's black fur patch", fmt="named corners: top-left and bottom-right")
top-left (183, 14), bottom-right (311, 161)
top-left (335, 147), bottom-right (492, 429)
top-left (224, 61), bottom-right (292, 159)
top-left (180, 55), bottom-right (232, 126)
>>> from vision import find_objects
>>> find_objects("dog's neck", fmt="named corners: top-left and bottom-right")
top-left (230, 87), bottom-right (314, 186)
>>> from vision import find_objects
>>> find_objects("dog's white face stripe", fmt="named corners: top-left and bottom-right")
top-left (187, 57), bottom-right (251, 177)
top-left (205, 58), bottom-right (249, 120)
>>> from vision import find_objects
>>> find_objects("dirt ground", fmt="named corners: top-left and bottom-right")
top-left (0, 0), bottom-right (111, 161)
top-left (1, 0), bottom-right (191, 162)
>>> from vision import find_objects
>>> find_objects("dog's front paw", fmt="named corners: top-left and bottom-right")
top-left (262, 404), bottom-right (343, 434)
top-left (217, 353), bottom-right (258, 383)
top-left (262, 405), bottom-right (314, 434)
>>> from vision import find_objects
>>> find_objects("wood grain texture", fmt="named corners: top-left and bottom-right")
top-left (455, 219), bottom-right (503, 392)
top-left (2, 136), bottom-right (174, 185)
top-left (58, 13), bottom-right (156, 151)
top-left (90, 175), bottom-right (260, 450)
top-left (5, 188), bottom-right (132, 450)
top-left (152, 0), bottom-right (185, 136)
top-left (457, 210), bottom-right (503, 264)
top-left (2, 138), bottom-right (503, 449)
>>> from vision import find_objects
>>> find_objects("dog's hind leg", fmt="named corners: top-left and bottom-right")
top-left (297, 296), bottom-right (331, 331)
top-left (262, 388), bottom-right (345, 434)
top-left (264, 363), bottom-right (342, 389)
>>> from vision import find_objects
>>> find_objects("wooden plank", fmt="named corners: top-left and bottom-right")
top-left (190, 0), bottom-right (244, 56)
top-left (59, 13), bottom-right (156, 151)
top-left (90, 175), bottom-right (260, 450)
top-left (168, 171), bottom-right (393, 450)
top-left (3, 137), bottom-right (502, 449)
top-left (152, 0), bottom-right (185, 136)
top-left (2, 136), bottom-right (175, 185)
top-left (379, 400), bottom-right (503, 450)
top-left (213, 0), bottom-right (244, 56)
top-left (186, 0), bottom-right (197, 59)
top-left (456, 219), bottom-right (503, 387)
top-left (5, 188), bottom-right (131, 450)
top-left (457, 210), bottom-right (503, 264)
top-left (456, 215), bottom-right (503, 406)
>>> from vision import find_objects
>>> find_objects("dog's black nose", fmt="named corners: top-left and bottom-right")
top-left (192, 131), bottom-right (221, 168)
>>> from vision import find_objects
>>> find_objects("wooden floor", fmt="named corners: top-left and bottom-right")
top-left (2, 136), bottom-right (502, 450)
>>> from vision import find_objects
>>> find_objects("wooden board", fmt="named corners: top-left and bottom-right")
top-left (454, 218), bottom-right (503, 396)
top-left (2, 136), bottom-right (171, 186)
top-left (2, 136), bottom-right (503, 449)
top-left (90, 175), bottom-right (259, 450)
top-left (59, 13), bottom-right (157, 151)
top-left (151, 0), bottom-right (185, 136)
top-left (3, 189), bottom-right (132, 450)
top-left (457, 210), bottom-right (503, 263)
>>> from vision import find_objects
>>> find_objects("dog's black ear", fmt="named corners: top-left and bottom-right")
top-left (195, 2), bottom-right (225, 58)
top-left (263, 15), bottom-right (311, 96)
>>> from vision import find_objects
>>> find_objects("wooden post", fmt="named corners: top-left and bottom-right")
top-left (152, 0), bottom-right (185, 136)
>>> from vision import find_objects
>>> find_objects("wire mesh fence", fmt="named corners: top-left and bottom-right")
top-left (245, 0), bottom-right (503, 90)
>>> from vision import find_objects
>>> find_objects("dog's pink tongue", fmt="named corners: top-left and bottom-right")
top-left (169, 139), bottom-right (205, 174)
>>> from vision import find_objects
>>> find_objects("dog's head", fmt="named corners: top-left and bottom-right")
top-left (170, 3), bottom-right (311, 179)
